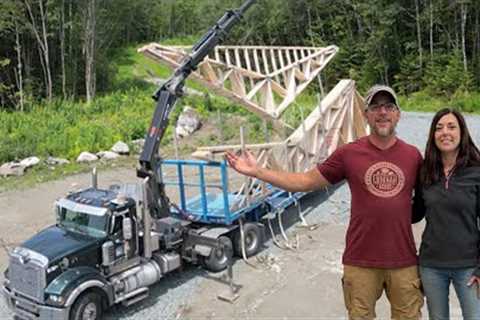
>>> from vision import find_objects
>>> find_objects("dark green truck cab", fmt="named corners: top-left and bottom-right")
top-left (2, 187), bottom-right (149, 320)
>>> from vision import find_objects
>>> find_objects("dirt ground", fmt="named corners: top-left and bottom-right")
top-left (0, 167), bottom-right (463, 319)
top-left (180, 211), bottom-right (431, 319)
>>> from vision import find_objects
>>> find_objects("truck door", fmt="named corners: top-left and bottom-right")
top-left (110, 211), bottom-right (138, 260)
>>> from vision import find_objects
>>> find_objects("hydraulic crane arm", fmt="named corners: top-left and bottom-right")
top-left (137, 0), bottom-right (257, 218)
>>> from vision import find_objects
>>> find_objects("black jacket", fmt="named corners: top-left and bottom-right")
top-left (413, 166), bottom-right (480, 276)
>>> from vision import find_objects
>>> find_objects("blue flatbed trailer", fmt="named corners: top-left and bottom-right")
top-left (161, 159), bottom-right (306, 226)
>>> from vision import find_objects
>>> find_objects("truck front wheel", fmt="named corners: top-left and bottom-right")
top-left (202, 236), bottom-right (233, 272)
top-left (70, 292), bottom-right (103, 320)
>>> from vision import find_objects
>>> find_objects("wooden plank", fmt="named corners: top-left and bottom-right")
top-left (243, 48), bottom-right (255, 94)
top-left (260, 79), bottom-right (275, 112)
top-left (278, 49), bottom-right (286, 69)
top-left (234, 48), bottom-right (242, 68)
top-left (230, 70), bottom-right (247, 97)
top-left (199, 61), bottom-right (219, 83)
top-left (270, 80), bottom-right (287, 98)
top-left (245, 48), bottom-right (252, 71)
top-left (262, 49), bottom-right (270, 74)
top-left (220, 69), bottom-right (233, 84)
top-left (294, 67), bottom-right (307, 81)
top-left (293, 49), bottom-right (299, 63)
top-left (270, 48), bottom-right (280, 82)
top-left (278, 50), bottom-right (287, 87)
top-left (246, 79), bottom-right (267, 100)
top-left (304, 59), bottom-right (312, 79)
top-left (286, 49), bottom-right (292, 65)
top-left (196, 142), bottom-right (284, 152)
top-left (253, 49), bottom-right (261, 73)
top-left (225, 48), bottom-right (231, 66)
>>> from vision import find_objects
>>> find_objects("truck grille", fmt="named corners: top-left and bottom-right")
top-left (9, 247), bottom-right (48, 303)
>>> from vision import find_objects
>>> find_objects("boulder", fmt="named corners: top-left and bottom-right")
top-left (111, 141), bottom-right (130, 155)
top-left (176, 106), bottom-right (201, 138)
top-left (20, 156), bottom-right (40, 168)
top-left (46, 157), bottom-right (70, 165)
top-left (131, 139), bottom-right (145, 154)
top-left (97, 151), bottom-right (120, 160)
top-left (76, 152), bottom-right (98, 163)
top-left (0, 162), bottom-right (26, 177)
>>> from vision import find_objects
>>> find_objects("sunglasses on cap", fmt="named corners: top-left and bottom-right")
top-left (367, 102), bottom-right (398, 113)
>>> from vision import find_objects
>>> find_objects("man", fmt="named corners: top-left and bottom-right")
top-left (225, 85), bottom-right (424, 319)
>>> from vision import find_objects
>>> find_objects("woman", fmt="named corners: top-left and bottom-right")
top-left (417, 108), bottom-right (480, 319)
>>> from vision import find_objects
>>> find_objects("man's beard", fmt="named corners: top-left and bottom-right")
top-left (372, 123), bottom-right (395, 137)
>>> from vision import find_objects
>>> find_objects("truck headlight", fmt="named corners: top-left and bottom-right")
top-left (47, 294), bottom-right (65, 306)
top-left (47, 265), bottom-right (59, 274)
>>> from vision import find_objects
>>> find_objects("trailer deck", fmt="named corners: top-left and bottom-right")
top-left (162, 159), bottom-right (305, 225)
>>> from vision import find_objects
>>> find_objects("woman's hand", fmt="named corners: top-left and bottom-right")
top-left (467, 276), bottom-right (480, 298)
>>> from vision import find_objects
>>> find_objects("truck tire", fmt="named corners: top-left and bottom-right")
top-left (233, 222), bottom-right (262, 258)
top-left (203, 236), bottom-right (233, 272)
top-left (70, 292), bottom-right (103, 320)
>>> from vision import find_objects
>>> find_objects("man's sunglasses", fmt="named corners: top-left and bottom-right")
top-left (367, 102), bottom-right (398, 112)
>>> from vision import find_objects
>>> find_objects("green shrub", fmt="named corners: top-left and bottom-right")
top-left (0, 88), bottom-right (156, 163)
top-left (422, 52), bottom-right (474, 97)
top-left (450, 91), bottom-right (480, 113)
top-left (399, 91), bottom-right (447, 112)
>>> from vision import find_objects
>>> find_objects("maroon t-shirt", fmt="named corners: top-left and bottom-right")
top-left (317, 136), bottom-right (422, 268)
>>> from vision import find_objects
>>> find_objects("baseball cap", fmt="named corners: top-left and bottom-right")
top-left (364, 85), bottom-right (400, 110)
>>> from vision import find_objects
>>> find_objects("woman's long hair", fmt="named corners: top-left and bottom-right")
top-left (421, 108), bottom-right (480, 187)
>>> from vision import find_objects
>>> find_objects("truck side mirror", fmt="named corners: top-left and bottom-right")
top-left (122, 217), bottom-right (133, 240)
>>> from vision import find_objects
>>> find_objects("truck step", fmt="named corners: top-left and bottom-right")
top-left (121, 287), bottom-right (149, 307)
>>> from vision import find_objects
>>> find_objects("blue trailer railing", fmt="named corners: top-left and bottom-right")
top-left (161, 159), bottom-right (307, 225)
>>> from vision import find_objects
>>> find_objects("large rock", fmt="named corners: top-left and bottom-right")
top-left (20, 156), bottom-right (40, 168)
top-left (111, 141), bottom-right (130, 155)
top-left (97, 151), bottom-right (120, 160)
top-left (76, 152), bottom-right (98, 163)
top-left (176, 106), bottom-right (201, 138)
top-left (46, 157), bottom-right (70, 165)
top-left (0, 162), bottom-right (26, 177)
top-left (131, 139), bottom-right (145, 154)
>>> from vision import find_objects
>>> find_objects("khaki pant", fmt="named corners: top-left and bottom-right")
top-left (342, 265), bottom-right (424, 320)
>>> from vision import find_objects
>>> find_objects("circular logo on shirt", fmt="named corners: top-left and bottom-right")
top-left (364, 162), bottom-right (405, 198)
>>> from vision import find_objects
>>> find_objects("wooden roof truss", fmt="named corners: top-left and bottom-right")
top-left (139, 43), bottom-right (338, 120)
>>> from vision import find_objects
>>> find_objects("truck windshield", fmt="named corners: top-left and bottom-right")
top-left (57, 207), bottom-right (108, 238)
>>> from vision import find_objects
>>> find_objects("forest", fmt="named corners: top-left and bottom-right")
top-left (0, 0), bottom-right (479, 163)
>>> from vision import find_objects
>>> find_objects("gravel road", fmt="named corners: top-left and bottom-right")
top-left (1, 111), bottom-right (480, 319)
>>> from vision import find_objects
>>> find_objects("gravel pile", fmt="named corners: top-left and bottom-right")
top-left (1, 112), bottom-right (480, 320)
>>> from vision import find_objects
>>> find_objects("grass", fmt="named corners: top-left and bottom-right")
top-left (399, 90), bottom-right (480, 114)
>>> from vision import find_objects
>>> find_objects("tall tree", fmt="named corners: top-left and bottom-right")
top-left (24, 0), bottom-right (53, 101)
top-left (414, 0), bottom-right (423, 70)
top-left (84, 0), bottom-right (96, 102)
top-left (459, 0), bottom-right (469, 71)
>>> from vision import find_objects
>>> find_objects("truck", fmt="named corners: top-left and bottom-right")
top-left (1, 1), bottom-right (282, 319)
